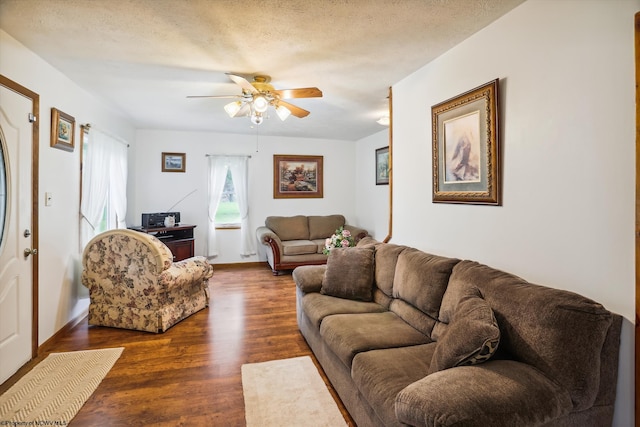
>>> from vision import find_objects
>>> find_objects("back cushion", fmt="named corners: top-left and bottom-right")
top-left (374, 243), bottom-right (409, 296)
top-left (446, 260), bottom-right (613, 411)
top-left (392, 248), bottom-right (460, 319)
top-left (265, 215), bottom-right (309, 241)
top-left (308, 215), bottom-right (345, 240)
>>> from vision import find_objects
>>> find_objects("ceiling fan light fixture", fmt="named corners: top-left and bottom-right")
top-left (252, 95), bottom-right (269, 113)
top-left (224, 101), bottom-right (242, 118)
top-left (276, 105), bottom-right (291, 121)
top-left (251, 112), bottom-right (264, 125)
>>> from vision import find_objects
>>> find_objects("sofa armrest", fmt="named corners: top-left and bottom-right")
top-left (344, 224), bottom-right (368, 241)
top-left (292, 265), bottom-right (327, 293)
top-left (158, 256), bottom-right (213, 290)
top-left (395, 360), bottom-right (572, 427)
top-left (257, 226), bottom-right (284, 250)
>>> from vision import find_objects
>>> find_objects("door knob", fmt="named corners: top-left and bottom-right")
top-left (23, 248), bottom-right (37, 257)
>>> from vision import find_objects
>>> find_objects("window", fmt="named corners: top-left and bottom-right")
top-left (214, 168), bottom-right (240, 227)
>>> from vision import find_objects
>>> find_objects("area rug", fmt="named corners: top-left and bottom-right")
top-left (242, 356), bottom-right (347, 427)
top-left (0, 347), bottom-right (123, 424)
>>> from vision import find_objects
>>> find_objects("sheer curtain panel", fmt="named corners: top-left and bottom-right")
top-left (80, 129), bottom-right (128, 248)
top-left (206, 155), bottom-right (254, 257)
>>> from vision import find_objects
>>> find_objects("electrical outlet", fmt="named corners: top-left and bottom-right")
top-left (45, 192), bottom-right (52, 206)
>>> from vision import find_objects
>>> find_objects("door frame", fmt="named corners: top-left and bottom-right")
top-left (635, 11), bottom-right (639, 427)
top-left (0, 74), bottom-right (39, 359)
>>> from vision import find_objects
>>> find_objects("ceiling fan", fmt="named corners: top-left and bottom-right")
top-left (188, 73), bottom-right (323, 125)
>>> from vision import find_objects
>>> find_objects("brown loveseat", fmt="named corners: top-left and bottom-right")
top-left (293, 238), bottom-right (622, 426)
top-left (256, 214), bottom-right (367, 275)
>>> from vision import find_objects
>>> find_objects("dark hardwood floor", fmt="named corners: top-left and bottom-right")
top-left (1, 264), bottom-right (355, 426)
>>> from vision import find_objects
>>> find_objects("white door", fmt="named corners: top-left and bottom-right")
top-left (0, 81), bottom-right (36, 384)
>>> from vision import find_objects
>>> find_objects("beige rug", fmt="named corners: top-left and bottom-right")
top-left (0, 347), bottom-right (123, 424)
top-left (242, 356), bottom-right (347, 427)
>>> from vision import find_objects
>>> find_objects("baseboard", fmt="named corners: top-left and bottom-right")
top-left (38, 308), bottom-right (88, 354)
top-left (212, 261), bottom-right (268, 269)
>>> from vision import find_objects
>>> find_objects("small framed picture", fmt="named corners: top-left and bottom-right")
top-left (50, 108), bottom-right (75, 152)
top-left (375, 146), bottom-right (389, 185)
top-left (162, 152), bottom-right (186, 173)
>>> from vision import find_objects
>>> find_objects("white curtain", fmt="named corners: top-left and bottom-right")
top-left (110, 141), bottom-right (128, 229)
top-left (228, 156), bottom-right (255, 256)
top-left (206, 155), bottom-right (255, 257)
top-left (206, 156), bottom-right (228, 257)
top-left (80, 129), bottom-right (128, 248)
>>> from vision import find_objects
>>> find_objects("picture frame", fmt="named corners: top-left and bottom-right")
top-left (273, 154), bottom-right (323, 199)
top-left (50, 108), bottom-right (75, 152)
top-left (162, 152), bottom-right (186, 173)
top-left (375, 146), bottom-right (389, 185)
top-left (431, 79), bottom-right (500, 205)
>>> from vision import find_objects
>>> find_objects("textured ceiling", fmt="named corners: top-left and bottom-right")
top-left (0, 0), bottom-right (525, 141)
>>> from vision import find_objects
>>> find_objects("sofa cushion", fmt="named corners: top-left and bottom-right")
top-left (321, 247), bottom-right (375, 302)
top-left (429, 291), bottom-right (500, 374)
top-left (393, 248), bottom-right (460, 319)
top-left (308, 214), bottom-right (345, 240)
top-left (282, 240), bottom-right (318, 256)
top-left (320, 312), bottom-right (432, 368)
top-left (396, 360), bottom-right (573, 427)
top-left (301, 292), bottom-right (386, 328)
top-left (311, 239), bottom-right (326, 254)
top-left (447, 260), bottom-right (613, 411)
top-left (351, 344), bottom-right (437, 426)
top-left (265, 215), bottom-right (309, 240)
top-left (374, 243), bottom-right (409, 297)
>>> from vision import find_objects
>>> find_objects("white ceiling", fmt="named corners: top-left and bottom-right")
top-left (0, 0), bottom-right (524, 141)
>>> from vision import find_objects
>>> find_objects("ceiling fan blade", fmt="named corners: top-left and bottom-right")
top-left (273, 87), bottom-right (323, 99)
top-left (234, 103), bottom-right (251, 117)
top-left (278, 100), bottom-right (310, 118)
top-left (186, 95), bottom-right (240, 99)
top-left (227, 73), bottom-right (258, 94)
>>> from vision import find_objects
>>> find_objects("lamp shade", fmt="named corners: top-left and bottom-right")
top-left (224, 101), bottom-right (242, 118)
top-left (276, 105), bottom-right (292, 121)
top-left (253, 95), bottom-right (269, 113)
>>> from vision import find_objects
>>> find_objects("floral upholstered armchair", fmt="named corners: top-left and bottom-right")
top-left (81, 229), bottom-right (213, 333)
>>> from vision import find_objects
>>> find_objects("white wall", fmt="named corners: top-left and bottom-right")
top-left (132, 129), bottom-right (357, 264)
top-left (0, 30), bottom-right (135, 344)
top-left (355, 129), bottom-right (390, 240)
top-left (391, 1), bottom-right (637, 424)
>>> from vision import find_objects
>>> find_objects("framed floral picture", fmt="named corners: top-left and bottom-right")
top-left (50, 108), bottom-right (75, 152)
top-left (273, 154), bottom-right (323, 199)
top-left (431, 79), bottom-right (501, 205)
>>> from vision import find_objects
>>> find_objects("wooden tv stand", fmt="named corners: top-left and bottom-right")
top-left (133, 224), bottom-right (196, 261)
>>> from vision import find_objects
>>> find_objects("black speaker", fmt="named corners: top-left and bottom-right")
top-left (141, 212), bottom-right (181, 228)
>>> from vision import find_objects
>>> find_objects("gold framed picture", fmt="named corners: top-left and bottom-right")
top-left (431, 79), bottom-right (501, 205)
top-left (50, 108), bottom-right (75, 152)
top-left (273, 154), bottom-right (323, 199)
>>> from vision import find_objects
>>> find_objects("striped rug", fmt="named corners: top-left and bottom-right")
top-left (0, 347), bottom-right (123, 424)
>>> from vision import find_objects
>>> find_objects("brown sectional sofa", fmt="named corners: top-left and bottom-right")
top-left (293, 238), bottom-right (622, 426)
top-left (256, 214), bottom-right (368, 275)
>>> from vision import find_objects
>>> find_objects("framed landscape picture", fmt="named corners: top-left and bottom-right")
top-left (431, 79), bottom-right (500, 205)
top-left (50, 108), bottom-right (75, 152)
top-left (162, 152), bottom-right (186, 172)
top-left (273, 154), bottom-right (323, 199)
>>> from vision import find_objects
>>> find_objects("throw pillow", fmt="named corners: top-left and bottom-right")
top-left (428, 292), bottom-right (500, 374)
top-left (321, 247), bottom-right (375, 302)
